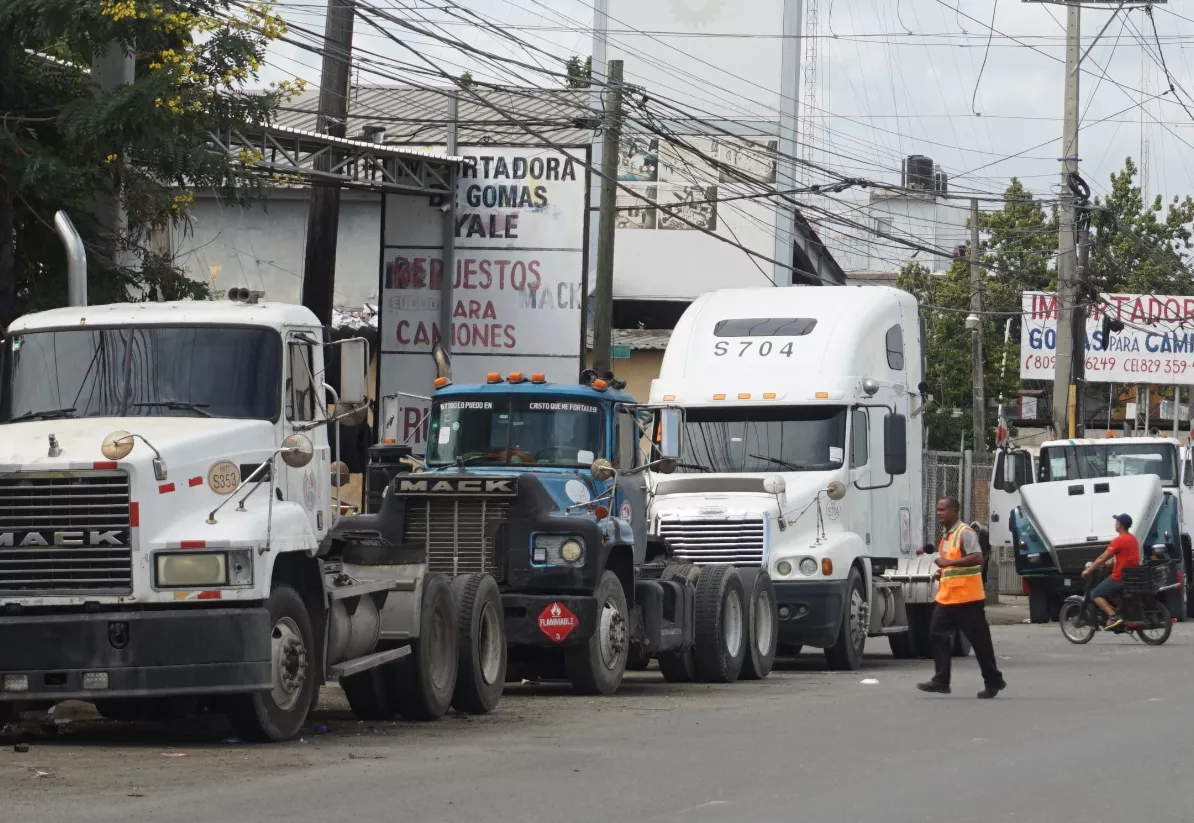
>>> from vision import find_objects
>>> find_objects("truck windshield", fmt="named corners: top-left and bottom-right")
top-left (1038, 443), bottom-right (1179, 487)
top-left (677, 405), bottom-right (847, 473)
top-left (1, 326), bottom-right (282, 422)
top-left (427, 397), bottom-right (604, 468)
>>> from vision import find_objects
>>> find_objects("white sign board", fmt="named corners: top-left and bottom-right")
top-left (1021, 291), bottom-right (1194, 384)
top-left (379, 145), bottom-right (588, 452)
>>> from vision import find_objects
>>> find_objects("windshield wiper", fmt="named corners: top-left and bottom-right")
top-left (8, 407), bottom-right (77, 423)
top-left (133, 401), bottom-right (212, 418)
top-left (750, 454), bottom-right (805, 471)
top-left (676, 461), bottom-right (714, 473)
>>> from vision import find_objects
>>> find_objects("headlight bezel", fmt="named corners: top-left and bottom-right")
top-left (531, 534), bottom-right (586, 567)
top-left (154, 549), bottom-right (254, 589)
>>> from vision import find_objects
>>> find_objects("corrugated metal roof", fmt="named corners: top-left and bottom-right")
top-left (586, 328), bottom-right (673, 351)
top-left (275, 85), bottom-right (596, 147)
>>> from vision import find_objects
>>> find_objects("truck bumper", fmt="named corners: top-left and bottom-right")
top-left (0, 607), bottom-right (272, 702)
top-left (502, 593), bottom-right (598, 648)
top-left (775, 580), bottom-right (848, 649)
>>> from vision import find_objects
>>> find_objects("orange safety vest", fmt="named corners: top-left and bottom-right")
top-left (935, 522), bottom-right (985, 606)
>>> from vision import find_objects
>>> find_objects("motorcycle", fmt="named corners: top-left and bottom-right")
top-left (1059, 563), bottom-right (1173, 646)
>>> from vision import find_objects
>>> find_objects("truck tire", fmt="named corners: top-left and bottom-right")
top-left (740, 570), bottom-right (778, 680)
top-left (824, 568), bottom-right (866, 671)
top-left (1028, 582), bottom-right (1050, 624)
top-left (228, 584), bottom-right (316, 742)
top-left (627, 648), bottom-right (652, 670)
top-left (1165, 586), bottom-right (1186, 624)
top-left (657, 563), bottom-right (701, 683)
top-left (889, 603), bottom-right (931, 659)
top-left (566, 570), bottom-right (630, 696)
top-left (387, 572), bottom-right (458, 720)
top-left (693, 565), bottom-right (748, 683)
top-left (888, 631), bottom-right (914, 659)
top-left (450, 573), bottom-right (506, 714)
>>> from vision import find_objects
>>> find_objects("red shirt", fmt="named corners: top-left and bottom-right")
top-left (1107, 532), bottom-right (1141, 582)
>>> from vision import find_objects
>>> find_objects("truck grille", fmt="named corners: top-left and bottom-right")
top-left (0, 471), bottom-right (133, 595)
top-left (404, 499), bottom-right (509, 580)
top-left (1053, 544), bottom-right (1106, 575)
top-left (658, 517), bottom-right (766, 566)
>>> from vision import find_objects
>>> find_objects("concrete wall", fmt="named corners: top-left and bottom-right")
top-left (177, 189), bottom-right (382, 308)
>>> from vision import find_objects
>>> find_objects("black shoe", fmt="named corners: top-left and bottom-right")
top-left (917, 681), bottom-right (950, 694)
top-left (977, 680), bottom-right (1007, 699)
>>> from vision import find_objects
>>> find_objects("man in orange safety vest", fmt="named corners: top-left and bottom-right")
top-left (917, 496), bottom-right (1007, 699)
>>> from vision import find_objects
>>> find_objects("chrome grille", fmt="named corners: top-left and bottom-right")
top-left (0, 471), bottom-right (133, 595)
top-left (657, 517), bottom-right (766, 566)
top-left (404, 499), bottom-right (509, 580)
top-left (1053, 544), bottom-right (1105, 575)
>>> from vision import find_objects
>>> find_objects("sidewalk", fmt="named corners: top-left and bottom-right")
top-left (986, 595), bottom-right (1029, 626)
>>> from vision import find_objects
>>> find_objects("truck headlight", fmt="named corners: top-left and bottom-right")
top-left (532, 535), bottom-right (585, 566)
top-left (799, 557), bottom-right (818, 576)
top-left (156, 550), bottom-right (253, 588)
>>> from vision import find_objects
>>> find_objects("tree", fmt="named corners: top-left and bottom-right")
top-left (898, 160), bottom-right (1194, 449)
top-left (0, 0), bottom-right (300, 328)
top-left (565, 55), bottom-right (591, 89)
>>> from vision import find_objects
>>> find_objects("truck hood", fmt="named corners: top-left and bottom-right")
top-left (0, 417), bottom-right (278, 469)
top-left (1019, 474), bottom-right (1161, 548)
top-left (651, 471), bottom-right (833, 523)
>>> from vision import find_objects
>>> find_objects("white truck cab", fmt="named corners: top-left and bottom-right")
top-left (647, 286), bottom-right (927, 670)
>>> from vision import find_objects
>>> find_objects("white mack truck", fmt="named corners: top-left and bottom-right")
top-left (0, 220), bottom-right (504, 741)
top-left (647, 286), bottom-right (953, 669)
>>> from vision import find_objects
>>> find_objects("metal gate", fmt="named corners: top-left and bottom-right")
top-left (923, 451), bottom-right (1018, 595)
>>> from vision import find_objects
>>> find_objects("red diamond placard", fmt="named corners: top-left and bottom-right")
top-left (538, 601), bottom-right (579, 643)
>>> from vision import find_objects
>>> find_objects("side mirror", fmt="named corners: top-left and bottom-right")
top-left (655, 408), bottom-right (683, 465)
top-left (590, 458), bottom-right (615, 482)
top-left (331, 461), bottom-right (350, 487)
top-left (338, 338), bottom-right (369, 407)
top-left (884, 413), bottom-right (907, 476)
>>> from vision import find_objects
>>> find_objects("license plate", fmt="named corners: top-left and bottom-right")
top-left (1064, 579), bottom-right (1072, 587)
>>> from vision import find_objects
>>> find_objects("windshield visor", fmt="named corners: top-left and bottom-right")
top-left (2, 326), bottom-right (283, 422)
top-left (677, 405), bottom-right (847, 473)
top-left (427, 397), bottom-right (604, 468)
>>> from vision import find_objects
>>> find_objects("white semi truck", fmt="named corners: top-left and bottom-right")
top-left (993, 436), bottom-right (1192, 622)
top-left (647, 286), bottom-right (945, 669)
top-left (0, 222), bottom-right (504, 741)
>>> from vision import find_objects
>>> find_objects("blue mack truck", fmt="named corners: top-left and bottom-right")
top-left (362, 368), bottom-right (779, 699)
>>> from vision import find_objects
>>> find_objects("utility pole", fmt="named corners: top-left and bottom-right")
top-left (301, 0), bottom-right (356, 327)
top-left (591, 59), bottom-right (623, 377)
top-left (969, 198), bottom-right (985, 453)
top-left (438, 92), bottom-right (458, 353)
top-left (1051, 1), bottom-right (1081, 439)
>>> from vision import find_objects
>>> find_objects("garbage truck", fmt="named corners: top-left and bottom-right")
top-left (369, 366), bottom-right (780, 694)
top-left (646, 286), bottom-right (946, 669)
top-left (0, 216), bottom-right (503, 741)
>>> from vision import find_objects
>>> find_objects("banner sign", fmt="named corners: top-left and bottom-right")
top-left (1021, 290), bottom-right (1194, 384)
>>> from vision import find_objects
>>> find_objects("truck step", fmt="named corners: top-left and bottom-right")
top-left (869, 626), bottom-right (909, 636)
top-left (329, 645), bottom-right (411, 678)
top-left (324, 578), bottom-right (412, 601)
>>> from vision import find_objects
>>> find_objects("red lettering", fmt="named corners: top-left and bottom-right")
top-left (511, 261), bottom-right (527, 291)
top-left (456, 323), bottom-right (470, 346)
top-left (396, 320), bottom-right (410, 345)
top-left (414, 322), bottom-right (431, 346)
top-left (429, 258), bottom-right (444, 291)
top-left (453, 300), bottom-right (467, 318)
top-left (1130, 298), bottom-right (1146, 323)
top-left (496, 260), bottom-right (511, 289)
top-left (463, 259), bottom-right (478, 289)
top-left (528, 259), bottom-right (541, 291)
top-left (504, 324), bottom-right (517, 348)
top-left (411, 258), bottom-right (427, 289)
top-left (403, 408), bottom-right (426, 444)
top-left (482, 300), bottom-right (496, 320)
top-left (394, 257), bottom-right (411, 288)
top-left (468, 300), bottom-right (482, 319)
top-left (477, 259), bottom-right (493, 289)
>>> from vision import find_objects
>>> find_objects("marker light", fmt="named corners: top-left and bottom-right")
top-left (738, 393), bottom-right (751, 400)
top-left (434, 377), bottom-right (450, 389)
top-left (821, 558), bottom-right (834, 576)
top-left (594, 505), bottom-right (609, 520)
top-left (509, 372), bottom-right (525, 383)
top-left (713, 394), bottom-right (726, 401)
top-left (487, 372), bottom-right (502, 383)
top-left (815, 392), bottom-right (830, 399)
top-left (663, 394), bottom-right (676, 402)
top-left (592, 379), bottom-right (609, 391)
top-left (531, 373), bottom-right (547, 384)
top-left (763, 393), bottom-right (777, 400)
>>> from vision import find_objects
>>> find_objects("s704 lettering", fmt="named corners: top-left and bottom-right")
top-left (712, 341), bottom-right (795, 358)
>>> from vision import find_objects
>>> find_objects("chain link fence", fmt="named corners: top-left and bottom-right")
top-left (923, 451), bottom-right (1019, 596)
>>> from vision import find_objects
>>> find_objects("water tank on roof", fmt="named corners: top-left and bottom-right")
top-left (903, 155), bottom-right (934, 190)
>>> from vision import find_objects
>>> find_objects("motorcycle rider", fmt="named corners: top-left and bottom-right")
top-left (1081, 513), bottom-right (1141, 632)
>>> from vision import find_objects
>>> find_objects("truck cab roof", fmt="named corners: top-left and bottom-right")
top-left (435, 380), bottom-right (636, 405)
top-left (7, 300), bottom-right (321, 334)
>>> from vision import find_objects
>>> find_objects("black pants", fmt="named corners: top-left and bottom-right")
top-left (930, 601), bottom-right (1004, 688)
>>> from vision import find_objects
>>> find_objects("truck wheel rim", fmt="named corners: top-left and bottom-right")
top-left (598, 600), bottom-right (628, 670)
top-left (724, 589), bottom-right (744, 658)
top-left (477, 600), bottom-right (503, 685)
top-left (271, 617), bottom-right (307, 712)
top-left (430, 601), bottom-right (455, 691)
top-left (848, 588), bottom-right (864, 651)
top-left (753, 589), bottom-right (774, 655)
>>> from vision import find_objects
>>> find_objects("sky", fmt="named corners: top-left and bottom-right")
top-left (256, 0), bottom-right (1194, 217)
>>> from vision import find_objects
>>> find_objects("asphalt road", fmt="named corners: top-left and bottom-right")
top-left (3, 619), bottom-right (1189, 823)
